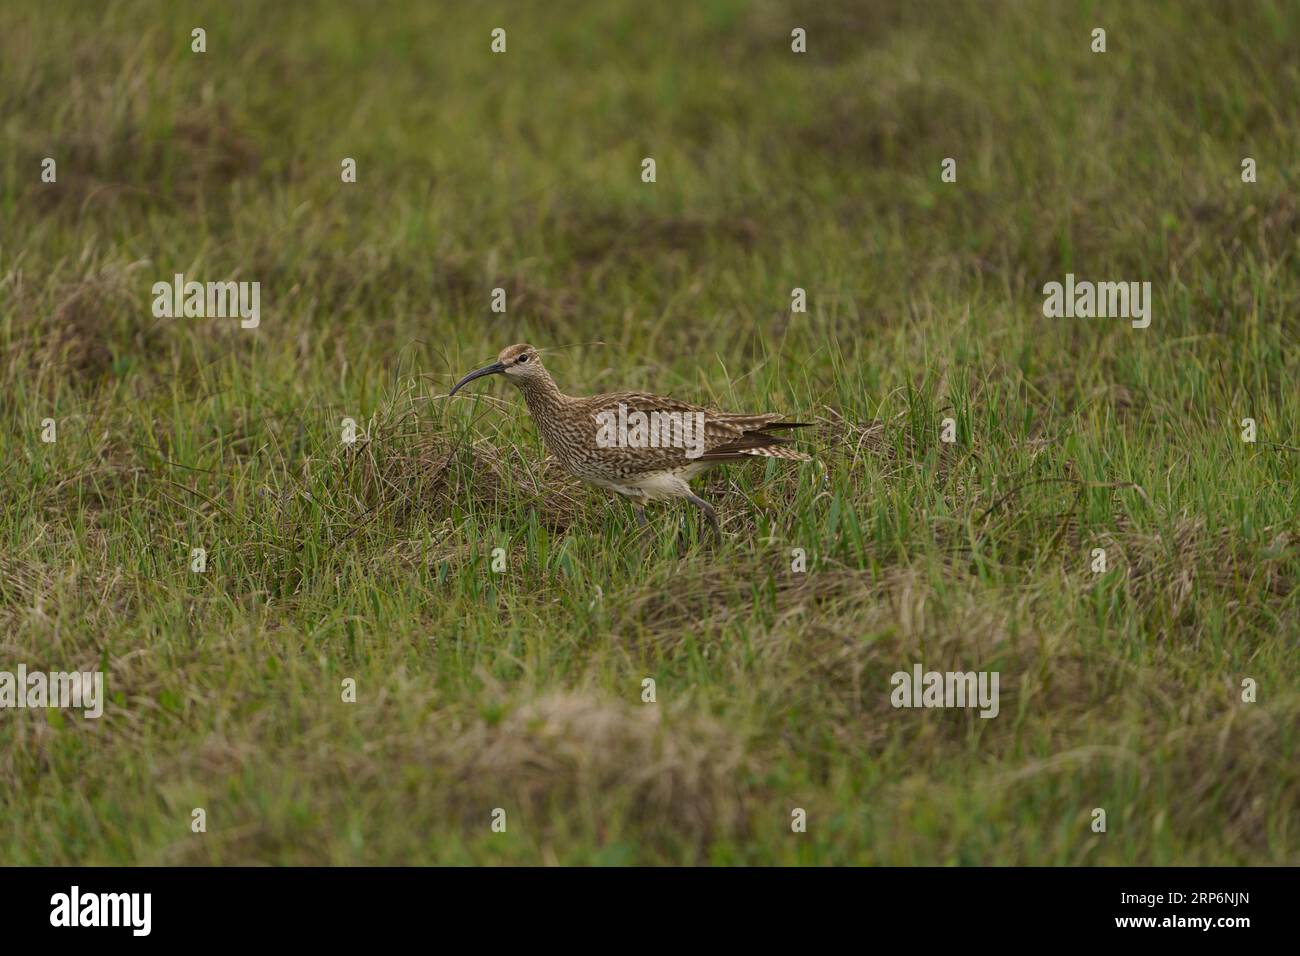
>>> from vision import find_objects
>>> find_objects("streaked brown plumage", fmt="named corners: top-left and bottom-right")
top-left (448, 343), bottom-right (811, 541)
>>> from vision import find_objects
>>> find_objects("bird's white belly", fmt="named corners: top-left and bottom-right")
top-left (587, 464), bottom-right (708, 501)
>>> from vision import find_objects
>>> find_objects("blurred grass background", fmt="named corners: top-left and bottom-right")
top-left (0, 0), bottom-right (1297, 864)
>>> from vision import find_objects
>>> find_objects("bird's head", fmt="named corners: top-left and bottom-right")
top-left (448, 343), bottom-right (547, 396)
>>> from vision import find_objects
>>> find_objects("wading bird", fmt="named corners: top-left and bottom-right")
top-left (448, 344), bottom-right (811, 542)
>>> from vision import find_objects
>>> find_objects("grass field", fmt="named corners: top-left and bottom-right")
top-left (1, 0), bottom-right (1297, 865)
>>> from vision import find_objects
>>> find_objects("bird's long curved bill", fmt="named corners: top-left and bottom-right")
top-left (448, 361), bottom-right (506, 396)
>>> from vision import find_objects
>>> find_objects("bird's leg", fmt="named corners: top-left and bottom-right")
top-left (684, 492), bottom-right (721, 545)
top-left (625, 498), bottom-right (652, 561)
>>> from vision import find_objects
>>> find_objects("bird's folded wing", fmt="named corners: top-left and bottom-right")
top-left (579, 393), bottom-right (810, 464)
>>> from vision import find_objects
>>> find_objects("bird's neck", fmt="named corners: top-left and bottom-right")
top-left (518, 373), bottom-right (566, 416)
top-left (517, 373), bottom-right (578, 460)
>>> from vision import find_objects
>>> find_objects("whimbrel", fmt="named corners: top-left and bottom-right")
top-left (448, 344), bottom-right (811, 542)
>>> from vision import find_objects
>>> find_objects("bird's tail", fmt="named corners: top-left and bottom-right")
top-left (731, 444), bottom-right (813, 462)
top-left (699, 421), bottom-right (814, 462)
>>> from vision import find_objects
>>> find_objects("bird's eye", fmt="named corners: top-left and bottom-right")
top-left (517, 354), bottom-right (529, 364)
